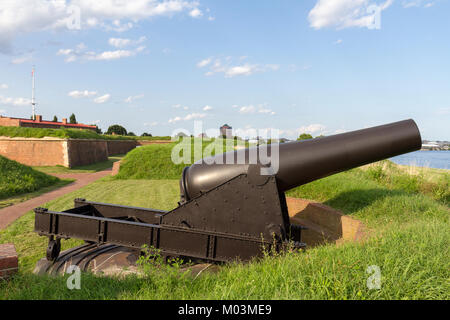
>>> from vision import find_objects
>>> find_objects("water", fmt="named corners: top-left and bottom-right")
top-left (390, 151), bottom-right (450, 170)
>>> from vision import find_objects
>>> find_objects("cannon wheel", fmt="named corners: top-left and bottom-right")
top-left (46, 238), bottom-right (61, 261)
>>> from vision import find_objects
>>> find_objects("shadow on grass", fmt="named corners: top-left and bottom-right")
top-left (324, 188), bottom-right (407, 215)
top-left (0, 272), bottom-right (144, 300)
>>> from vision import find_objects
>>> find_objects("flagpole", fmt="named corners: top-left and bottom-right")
top-left (31, 65), bottom-right (36, 120)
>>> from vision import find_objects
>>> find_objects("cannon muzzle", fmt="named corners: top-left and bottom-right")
top-left (180, 119), bottom-right (421, 201)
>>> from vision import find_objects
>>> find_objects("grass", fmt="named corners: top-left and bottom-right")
top-left (0, 178), bottom-right (179, 273)
top-left (0, 180), bottom-right (73, 209)
top-left (33, 155), bottom-right (125, 174)
top-left (0, 125), bottom-right (170, 141)
top-left (0, 162), bottom-right (448, 299)
top-left (0, 155), bottom-right (61, 200)
top-left (114, 138), bottom-right (250, 180)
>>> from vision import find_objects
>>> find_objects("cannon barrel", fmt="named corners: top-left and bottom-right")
top-left (180, 119), bottom-right (422, 201)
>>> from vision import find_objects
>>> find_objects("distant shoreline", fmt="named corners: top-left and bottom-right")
top-left (390, 150), bottom-right (449, 170)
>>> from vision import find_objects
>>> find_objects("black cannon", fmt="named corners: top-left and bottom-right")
top-left (34, 119), bottom-right (421, 264)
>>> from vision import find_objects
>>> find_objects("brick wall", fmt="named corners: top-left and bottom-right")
top-left (0, 116), bottom-right (20, 127)
top-left (106, 140), bottom-right (137, 155)
top-left (0, 137), bottom-right (138, 168)
top-left (20, 122), bottom-right (65, 129)
top-left (0, 137), bottom-right (67, 166)
top-left (67, 140), bottom-right (108, 167)
top-left (0, 244), bottom-right (18, 279)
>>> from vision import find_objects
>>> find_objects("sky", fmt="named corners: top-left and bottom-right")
top-left (0, 0), bottom-right (449, 140)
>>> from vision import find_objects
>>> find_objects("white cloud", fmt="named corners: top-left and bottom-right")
top-left (168, 113), bottom-right (206, 123)
top-left (57, 42), bottom-right (146, 62)
top-left (200, 56), bottom-right (279, 78)
top-left (0, 95), bottom-right (31, 106)
top-left (144, 121), bottom-right (159, 126)
top-left (91, 49), bottom-right (135, 60)
top-left (189, 8), bottom-right (203, 18)
top-left (436, 107), bottom-right (450, 115)
top-left (238, 105), bottom-right (256, 114)
top-left (402, 0), bottom-right (435, 8)
top-left (236, 104), bottom-right (276, 115)
top-left (203, 105), bottom-right (213, 111)
top-left (197, 58), bottom-right (212, 68)
top-left (108, 36), bottom-right (146, 48)
top-left (225, 65), bottom-right (257, 77)
top-left (11, 54), bottom-right (32, 64)
top-left (68, 90), bottom-right (98, 98)
top-left (93, 94), bottom-right (111, 104)
top-left (0, 0), bottom-right (203, 53)
top-left (334, 39), bottom-right (343, 45)
top-left (277, 124), bottom-right (328, 139)
top-left (184, 113), bottom-right (206, 121)
top-left (0, 84), bottom-right (8, 89)
top-left (298, 124), bottom-right (327, 134)
top-left (125, 94), bottom-right (144, 103)
top-left (108, 38), bottom-right (131, 48)
top-left (308, 0), bottom-right (393, 30)
top-left (173, 104), bottom-right (189, 110)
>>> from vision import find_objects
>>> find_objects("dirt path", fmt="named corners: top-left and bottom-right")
top-left (0, 169), bottom-right (112, 230)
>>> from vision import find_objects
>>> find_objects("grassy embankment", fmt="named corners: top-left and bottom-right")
top-left (114, 137), bottom-right (248, 179)
top-left (33, 155), bottom-right (125, 175)
top-left (0, 142), bottom-right (448, 299)
top-left (0, 125), bottom-right (170, 141)
top-left (0, 156), bottom-right (72, 208)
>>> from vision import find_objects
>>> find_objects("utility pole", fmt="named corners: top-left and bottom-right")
top-left (31, 65), bottom-right (36, 120)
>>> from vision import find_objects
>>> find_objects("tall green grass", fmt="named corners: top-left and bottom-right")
top-left (363, 161), bottom-right (449, 206)
top-left (0, 155), bottom-right (60, 199)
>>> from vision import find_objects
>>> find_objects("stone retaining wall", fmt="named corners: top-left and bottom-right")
top-left (106, 140), bottom-right (137, 155)
top-left (0, 136), bottom-right (67, 166)
top-left (0, 137), bottom-right (137, 168)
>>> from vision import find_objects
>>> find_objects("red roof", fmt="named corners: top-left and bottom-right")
top-left (20, 119), bottom-right (96, 129)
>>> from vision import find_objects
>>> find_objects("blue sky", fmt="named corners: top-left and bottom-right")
top-left (0, 0), bottom-right (449, 140)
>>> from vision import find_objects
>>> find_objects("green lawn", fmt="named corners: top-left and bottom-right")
top-left (33, 155), bottom-right (125, 174)
top-left (0, 164), bottom-right (448, 299)
top-left (0, 180), bottom-right (73, 209)
top-left (0, 155), bottom-right (61, 200)
top-left (114, 138), bottom-right (252, 180)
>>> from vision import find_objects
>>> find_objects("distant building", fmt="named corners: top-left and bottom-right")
top-left (0, 114), bottom-right (97, 131)
top-left (422, 141), bottom-right (440, 150)
top-left (220, 124), bottom-right (232, 138)
top-left (198, 133), bottom-right (208, 138)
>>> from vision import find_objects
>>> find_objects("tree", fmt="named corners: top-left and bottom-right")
top-left (106, 124), bottom-right (127, 136)
top-left (69, 113), bottom-right (77, 124)
top-left (53, 115), bottom-right (58, 122)
top-left (175, 132), bottom-right (188, 138)
top-left (127, 132), bottom-right (136, 136)
top-left (93, 125), bottom-right (102, 134)
top-left (297, 133), bottom-right (313, 141)
top-left (141, 132), bottom-right (152, 137)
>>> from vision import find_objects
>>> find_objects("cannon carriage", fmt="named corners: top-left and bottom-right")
top-left (34, 119), bottom-right (421, 265)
